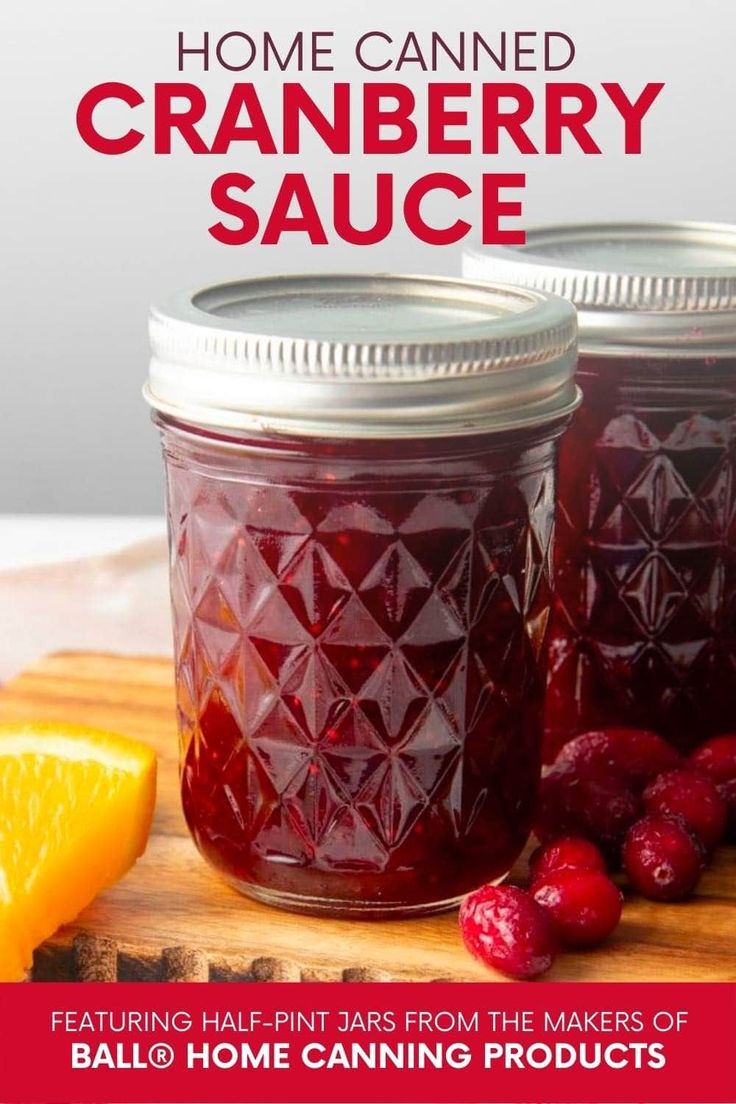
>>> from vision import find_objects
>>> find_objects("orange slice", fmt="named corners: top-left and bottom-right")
top-left (0, 721), bottom-right (157, 981)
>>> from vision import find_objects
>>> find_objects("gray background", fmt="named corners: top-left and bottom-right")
top-left (3, 0), bottom-right (735, 514)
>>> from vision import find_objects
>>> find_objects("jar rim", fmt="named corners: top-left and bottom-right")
top-left (146, 273), bottom-right (578, 438)
top-left (463, 222), bottom-right (736, 357)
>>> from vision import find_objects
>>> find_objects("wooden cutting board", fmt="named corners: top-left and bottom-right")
top-left (1, 652), bottom-right (735, 983)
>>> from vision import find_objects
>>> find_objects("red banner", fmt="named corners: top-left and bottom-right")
top-left (1, 982), bottom-right (734, 1103)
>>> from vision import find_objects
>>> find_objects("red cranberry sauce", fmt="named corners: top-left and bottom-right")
top-left (163, 423), bottom-right (562, 914)
top-left (546, 354), bottom-right (736, 760)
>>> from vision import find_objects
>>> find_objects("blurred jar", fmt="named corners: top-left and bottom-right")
top-left (465, 223), bottom-right (736, 757)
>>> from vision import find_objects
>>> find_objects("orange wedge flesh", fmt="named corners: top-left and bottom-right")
top-left (0, 722), bottom-right (157, 981)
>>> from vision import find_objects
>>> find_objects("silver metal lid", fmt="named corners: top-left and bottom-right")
top-left (463, 222), bottom-right (736, 356)
top-left (146, 274), bottom-right (578, 439)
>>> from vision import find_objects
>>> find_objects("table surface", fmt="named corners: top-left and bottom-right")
top-left (3, 651), bottom-right (735, 984)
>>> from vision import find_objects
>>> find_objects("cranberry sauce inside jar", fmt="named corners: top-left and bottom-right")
top-left (146, 274), bottom-right (578, 916)
top-left (465, 223), bottom-right (736, 759)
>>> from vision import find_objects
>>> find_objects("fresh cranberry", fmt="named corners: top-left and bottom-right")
top-left (532, 869), bottom-right (622, 948)
top-left (689, 733), bottom-right (736, 782)
top-left (556, 728), bottom-right (681, 792)
top-left (690, 734), bottom-right (736, 838)
top-left (459, 885), bottom-right (556, 980)
top-left (622, 815), bottom-right (705, 901)
top-left (643, 769), bottom-right (727, 850)
top-left (529, 836), bottom-right (607, 885)
top-left (534, 762), bottom-right (640, 861)
top-left (570, 775), bottom-right (641, 860)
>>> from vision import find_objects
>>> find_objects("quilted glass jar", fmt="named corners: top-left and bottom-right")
top-left (146, 274), bottom-right (578, 917)
top-left (465, 223), bottom-right (736, 759)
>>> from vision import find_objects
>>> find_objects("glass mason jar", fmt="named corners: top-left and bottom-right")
top-left (146, 274), bottom-right (578, 917)
top-left (465, 223), bottom-right (736, 759)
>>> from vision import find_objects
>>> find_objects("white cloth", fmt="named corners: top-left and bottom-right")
top-left (0, 516), bottom-right (172, 682)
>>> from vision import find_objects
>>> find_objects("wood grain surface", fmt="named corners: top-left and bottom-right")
top-left (1, 652), bottom-right (734, 983)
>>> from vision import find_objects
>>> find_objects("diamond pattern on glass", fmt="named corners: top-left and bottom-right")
top-left (547, 370), bottom-right (736, 757)
top-left (165, 437), bottom-right (554, 905)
